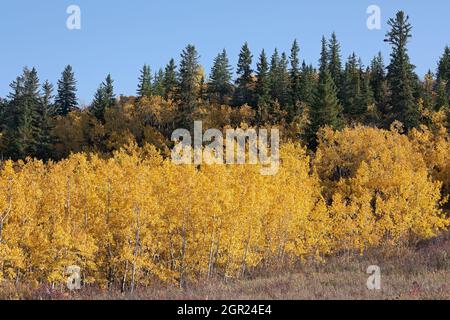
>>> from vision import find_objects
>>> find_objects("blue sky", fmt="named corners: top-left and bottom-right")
top-left (1, 0), bottom-right (449, 104)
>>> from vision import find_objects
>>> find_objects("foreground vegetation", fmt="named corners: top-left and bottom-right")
top-left (0, 123), bottom-right (448, 290)
top-left (1, 231), bottom-right (448, 300)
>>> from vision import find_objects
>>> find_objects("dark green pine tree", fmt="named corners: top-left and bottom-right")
top-left (360, 67), bottom-right (375, 114)
top-left (436, 46), bottom-right (450, 108)
top-left (290, 39), bottom-right (302, 107)
top-left (328, 32), bottom-right (343, 100)
top-left (55, 65), bottom-right (78, 116)
top-left (369, 52), bottom-right (389, 114)
top-left (255, 49), bottom-right (270, 123)
top-left (91, 74), bottom-right (116, 123)
top-left (234, 42), bottom-right (254, 107)
top-left (137, 65), bottom-right (153, 98)
top-left (208, 49), bottom-right (233, 104)
top-left (298, 61), bottom-right (316, 107)
top-left (308, 39), bottom-right (343, 147)
top-left (269, 50), bottom-right (291, 109)
top-left (153, 69), bottom-right (165, 97)
top-left (342, 53), bottom-right (363, 116)
top-left (4, 68), bottom-right (42, 159)
top-left (35, 80), bottom-right (56, 160)
top-left (163, 58), bottom-right (177, 100)
top-left (178, 44), bottom-right (201, 125)
top-left (435, 79), bottom-right (449, 110)
top-left (385, 11), bottom-right (419, 129)
top-left (437, 46), bottom-right (450, 91)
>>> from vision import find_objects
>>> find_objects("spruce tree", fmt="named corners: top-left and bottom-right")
top-left (269, 50), bottom-right (290, 108)
top-left (255, 49), bottom-right (270, 114)
top-left (137, 65), bottom-right (153, 98)
top-left (153, 69), bottom-right (165, 97)
top-left (234, 42), bottom-right (254, 107)
top-left (385, 11), bottom-right (419, 129)
top-left (91, 74), bottom-right (115, 122)
top-left (308, 40), bottom-right (343, 147)
top-left (437, 46), bottom-right (450, 88)
top-left (299, 62), bottom-right (316, 107)
top-left (208, 49), bottom-right (233, 104)
top-left (55, 65), bottom-right (78, 116)
top-left (328, 32), bottom-right (343, 99)
top-left (163, 59), bottom-right (177, 99)
top-left (290, 39), bottom-right (302, 107)
top-left (3, 68), bottom-right (43, 159)
top-left (178, 44), bottom-right (201, 125)
top-left (370, 52), bottom-right (388, 114)
top-left (342, 53), bottom-right (363, 116)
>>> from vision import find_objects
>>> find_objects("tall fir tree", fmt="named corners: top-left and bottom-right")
top-left (234, 42), bottom-right (254, 107)
top-left (178, 44), bottom-right (201, 125)
top-left (91, 74), bottom-right (115, 123)
top-left (298, 62), bottom-right (316, 107)
top-left (269, 50), bottom-right (291, 108)
top-left (255, 49), bottom-right (270, 123)
top-left (55, 65), bottom-right (78, 116)
top-left (290, 39), bottom-right (302, 107)
top-left (137, 65), bottom-right (153, 98)
top-left (369, 52), bottom-right (388, 114)
top-left (163, 58), bottom-right (177, 100)
top-left (308, 39), bottom-right (342, 147)
top-left (208, 49), bottom-right (233, 104)
top-left (342, 53), bottom-right (363, 116)
top-left (153, 69), bottom-right (165, 97)
top-left (385, 11), bottom-right (419, 129)
top-left (328, 32), bottom-right (343, 100)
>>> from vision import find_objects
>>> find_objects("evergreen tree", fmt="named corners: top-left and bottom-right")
top-left (234, 42), bottom-right (254, 106)
top-left (153, 69), bottom-right (165, 97)
top-left (91, 74), bottom-right (115, 122)
top-left (255, 49), bottom-right (270, 122)
top-left (35, 80), bottom-right (56, 159)
top-left (328, 32), bottom-right (343, 99)
top-left (370, 52), bottom-right (388, 114)
top-left (342, 53), bottom-right (363, 116)
top-left (360, 67), bottom-right (375, 113)
top-left (437, 46), bottom-right (450, 89)
top-left (308, 52), bottom-right (343, 147)
top-left (290, 39), bottom-right (302, 107)
top-left (299, 62), bottom-right (316, 107)
top-left (3, 68), bottom-right (43, 159)
top-left (385, 11), bottom-right (419, 129)
top-left (435, 79), bottom-right (449, 109)
top-left (137, 65), bottom-right (153, 98)
top-left (269, 50), bottom-right (290, 108)
top-left (208, 49), bottom-right (233, 104)
top-left (55, 65), bottom-right (78, 116)
top-left (163, 59), bottom-right (177, 99)
top-left (178, 44), bottom-right (201, 124)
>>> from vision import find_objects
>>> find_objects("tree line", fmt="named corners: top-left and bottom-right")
top-left (1, 11), bottom-right (449, 160)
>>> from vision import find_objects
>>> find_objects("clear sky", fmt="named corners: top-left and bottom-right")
top-left (1, 0), bottom-right (449, 104)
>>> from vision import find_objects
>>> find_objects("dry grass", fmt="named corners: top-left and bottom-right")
top-left (1, 232), bottom-right (448, 300)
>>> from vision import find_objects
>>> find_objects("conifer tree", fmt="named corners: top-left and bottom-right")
top-left (137, 65), bottom-right (153, 98)
top-left (255, 49), bottom-right (270, 122)
top-left (208, 49), bottom-right (233, 104)
top-left (385, 11), bottom-right (419, 129)
top-left (234, 42), bottom-right (254, 107)
top-left (153, 69), bottom-right (165, 97)
top-left (343, 53), bottom-right (363, 116)
top-left (328, 32), bottom-right (343, 99)
top-left (91, 74), bottom-right (115, 122)
top-left (55, 65), bottom-right (78, 116)
top-left (370, 52), bottom-right (388, 114)
top-left (290, 39), bottom-right (302, 107)
top-left (163, 59), bottom-right (177, 99)
top-left (178, 44), bottom-right (201, 124)
top-left (299, 62), bottom-right (316, 107)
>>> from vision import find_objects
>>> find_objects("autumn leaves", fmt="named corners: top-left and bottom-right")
top-left (0, 125), bottom-right (449, 288)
